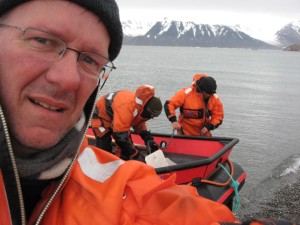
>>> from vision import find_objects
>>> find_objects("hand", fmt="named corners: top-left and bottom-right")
top-left (147, 140), bottom-right (159, 153)
top-left (172, 121), bottom-right (181, 131)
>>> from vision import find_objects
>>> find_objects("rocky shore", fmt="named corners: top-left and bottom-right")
top-left (283, 44), bottom-right (300, 52)
top-left (240, 181), bottom-right (300, 223)
top-left (237, 170), bottom-right (300, 224)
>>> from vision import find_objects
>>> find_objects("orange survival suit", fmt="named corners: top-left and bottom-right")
top-left (1, 119), bottom-right (296, 225)
top-left (91, 85), bottom-right (158, 160)
top-left (164, 74), bottom-right (224, 136)
top-left (0, 87), bottom-right (296, 225)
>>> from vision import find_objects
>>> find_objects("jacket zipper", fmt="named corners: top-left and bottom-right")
top-left (35, 87), bottom-right (100, 225)
top-left (0, 106), bottom-right (26, 225)
top-left (34, 148), bottom-right (78, 225)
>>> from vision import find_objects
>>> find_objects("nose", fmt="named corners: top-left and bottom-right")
top-left (45, 50), bottom-right (81, 90)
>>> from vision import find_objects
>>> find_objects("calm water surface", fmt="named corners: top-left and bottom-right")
top-left (101, 46), bottom-right (300, 215)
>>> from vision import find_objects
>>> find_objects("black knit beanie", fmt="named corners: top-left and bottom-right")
top-left (196, 76), bottom-right (217, 94)
top-left (0, 0), bottom-right (123, 61)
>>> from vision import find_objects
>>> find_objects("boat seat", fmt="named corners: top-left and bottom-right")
top-left (163, 152), bottom-right (208, 164)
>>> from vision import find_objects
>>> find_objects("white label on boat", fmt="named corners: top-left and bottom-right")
top-left (145, 150), bottom-right (170, 168)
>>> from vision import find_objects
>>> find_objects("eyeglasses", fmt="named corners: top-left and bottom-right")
top-left (0, 23), bottom-right (115, 84)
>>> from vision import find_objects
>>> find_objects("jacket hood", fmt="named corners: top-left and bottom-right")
top-left (192, 74), bottom-right (208, 87)
top-left (134, 85), bottom-right (156, 111)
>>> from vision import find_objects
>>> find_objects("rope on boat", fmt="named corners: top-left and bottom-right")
top-left (200, 159), bottom-right (234, 187)
top-left (191, 160), bottom-right (240, 214)
top-left (218, 161), bottom-right (240, 214)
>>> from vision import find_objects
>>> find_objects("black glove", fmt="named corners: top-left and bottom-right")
top-left (146, 140), bottom-right (159, 153)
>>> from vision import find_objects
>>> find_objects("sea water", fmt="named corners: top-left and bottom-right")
top-left (100, 45), bottom-right (300, 215)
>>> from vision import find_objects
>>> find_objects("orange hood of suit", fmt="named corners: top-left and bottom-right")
top-left (24, 142), bottom-right (237, 225)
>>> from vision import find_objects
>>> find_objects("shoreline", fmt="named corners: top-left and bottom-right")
top-left (239, 181), bottom-right (300, 223)
top-left (237, 172), bottom-right (300, 223)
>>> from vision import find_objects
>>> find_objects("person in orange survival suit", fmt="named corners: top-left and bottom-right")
top-left (164, 74), bottom-right (224, 136)
top-left (1, 1), bottom-right (298, 225)
top-left (91, 84), bottom-right (162, 160)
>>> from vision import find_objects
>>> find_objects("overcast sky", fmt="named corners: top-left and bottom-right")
top-left (115, 0), bottom-right (299, 32)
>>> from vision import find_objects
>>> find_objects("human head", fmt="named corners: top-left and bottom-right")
top-left (0, 1), bottom-right (122, 155)
top-left (146, 97), bottom-right (163, 118)
top-left (196, 76), bottom-right (217, 94)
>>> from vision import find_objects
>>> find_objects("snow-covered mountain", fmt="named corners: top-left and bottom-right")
top-left (275, 20), bottom-right (300, 47)
top-left (234, 25), bottom-right (280, 46)
top-left (121, 19), bottom-right (300, 49)
top-left (122, 20), bottom-right (155, 37)
top-left (123, 19), bottom-right (277, 49)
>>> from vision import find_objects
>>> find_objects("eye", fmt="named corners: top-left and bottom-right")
top-left (26, 38), bottom-right (64, 57)
top-left (23, 29), bottom-right (63, 51)
top-left (81, 54), bottom-right (100, 68)
top-left (30, 37), bottom-right (60, 49)
top-left (35, 37), bottom-right (51, 45)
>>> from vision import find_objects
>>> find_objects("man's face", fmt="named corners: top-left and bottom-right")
top-left (203, 92), bottom-right (212, 100)
top-left (0, 1), bottom-right (110, 155)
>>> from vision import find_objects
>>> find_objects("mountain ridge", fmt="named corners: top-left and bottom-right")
top-left (122, 19), bottom-right (300, 50)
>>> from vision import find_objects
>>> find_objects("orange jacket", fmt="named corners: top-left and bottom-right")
top-left (91, 85), bottom-right (157, 159)
top-left (1, 140), bottom-right (296, 225)
top-left (0, 101), bottom-right (288, 225)
top-left (92, 85), bottom-right (155, 137)
top-left (28, 143), bottom-right (237, 225)
top-left (165, 74), bottom-right (224, 136)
